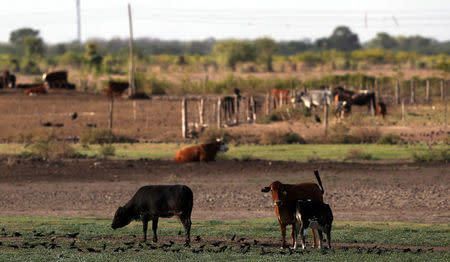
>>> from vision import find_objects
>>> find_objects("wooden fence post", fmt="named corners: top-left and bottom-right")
top-left (198, 98), bottom-right (204, 127)
top-left (181, 98), bottom-right (188, 138)
top-left (426, 80), bottom-right (430, 105)
top-left (441, 79), bottom-right (446, 101)
top-left (234, 94), bottom-right (239, 125)
top-left (410, 79), bottom-right (415, 104)
top-left (375, 78), bottom-right (380, 103)
top-left (133, 100), bottom-right (136, 122)
top-left (324, 103), bottom-right (329, 136)
top-left (251, 95), bottom-right (256, 123)
top-left (109, 96), bottom-right (114, 129)
top-left (265, 92), bottom-right (270, 115)
top-left (401, 99), bottom-right (405, 127)
top-left (395, 79), bottom-right (400, 105)
top-left (217, 97), bottom-right (221, 128)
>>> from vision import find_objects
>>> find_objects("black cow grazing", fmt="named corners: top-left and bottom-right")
top-left (43, 71), bottom-right (68, 88)
top-left (112, 185), bottom-right (193, 246)
top-left (294, 200), bottom-right (333, 249)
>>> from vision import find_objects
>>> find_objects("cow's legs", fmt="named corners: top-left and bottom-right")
top-left (326, 228), bottom-right (332, 249)
top-left (301, 226), bottom-right (307, 249)
top-left (180, 216), bottom-right (191, 246)
top-left (142, 219), bottom-right (149, 242)
top-left (293, 221), bottom-right (301, 249)
top-left (317, 229), bottom-right (324, 249)
top-left (279, 222), bottom-right (287, 249)
top-left (152, 217), bottom-right (159, 243)
top-left (311, 228), bottom-right (317, 248)
top-left (290, 223), bottom-right (297, 248)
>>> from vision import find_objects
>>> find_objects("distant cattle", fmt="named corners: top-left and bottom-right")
top-left (333, 87), bottom-right (376, 117)
top-left (376, 102), bottom-right (387, 119)
top-left (106, 81), bottom-right (129, 98)
top-left (298, 90), bottom-right (332, 109)
top-left (1, 70), bottom-right (10, 89)
top-left (261, 170), bottom-right (325, 249)
top-left (271, 89), bottom-right (290, 109)
top-left (174, 139), bottom-right (228, 162)
top-left (42, 71), bottom-right (68, 89)
top-left (294, 200), bottom-right (333, 249)
top-left (24, 83), bottom-right (49, 96)
top-left (112, 185), bottom-right (193, 246)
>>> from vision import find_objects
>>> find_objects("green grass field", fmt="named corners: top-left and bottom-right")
top-left (0, 217), bottom-right (449, 261)
top-left (0, 143), bottom-right (448, 162)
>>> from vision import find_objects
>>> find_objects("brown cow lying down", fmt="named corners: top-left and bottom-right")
top-left (294, 200), bottom-right (333, 250)
top-left (174, 139), bottom-right (228, 162)
top-left (261, 170), bottom-right (324, 249)
top-left (24, 83), bottom-right (49, 96)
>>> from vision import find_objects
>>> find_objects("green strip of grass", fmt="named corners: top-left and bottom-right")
top-left (0, 217), bottom-right (448, 261)
top-left (1, 143), bottom-right (448, 162)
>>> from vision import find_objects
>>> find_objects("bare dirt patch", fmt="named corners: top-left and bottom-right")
top-left (0, 158), bottom-right (448, 223)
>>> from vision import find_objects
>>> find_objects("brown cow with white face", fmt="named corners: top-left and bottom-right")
top-left (261, 170), bottom-right (324, 249)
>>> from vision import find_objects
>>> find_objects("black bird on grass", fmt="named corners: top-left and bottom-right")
top-left (87, 247), bottom-right (100, 253)
top-left (195, 235), bottom-right (201, 242)
top-left (66, 232), bottom-right (79, 238)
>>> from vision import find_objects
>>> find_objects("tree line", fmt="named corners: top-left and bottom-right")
top-left (0, 26), bottom-right (449, 74)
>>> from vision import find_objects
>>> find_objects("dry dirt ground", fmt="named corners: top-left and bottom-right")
top-left (0, 158), bottom-right (448, 223)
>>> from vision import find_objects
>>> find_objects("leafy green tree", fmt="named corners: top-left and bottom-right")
top-left (319, 26), bottom-right (361, 51)
top-left (84, 42), bottom-right (103, 72)
top-left (255, 37), bottom-right (276, 72)
top-left (213, 40), bottom-right (256, 70)
top-left (9, 28), bottom-right (40, 46)
top-left (365, 32), bottom-right (398, 50)
top-left (23, 35), bottom-right (45, 58)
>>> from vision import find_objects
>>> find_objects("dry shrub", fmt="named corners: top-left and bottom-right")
top-left (345, 148), bottom-right (373, 160)
top-left (1, 129), bottom-right (56, 143)
top-left (99, 144), bottom-right (116, 158)
top-left (327, 123), bottom-right (358, 144)
top-left (377, 133), bottom-right (405, 145)
top-left (260, 131), bottom-right (306, 145)
top-left (443, 134), bottom-right (450, 145)
top-left (350, 127), bottom-right (382, 143)
top-left (80, 128), bottom-right (136, 145)
top-left (27, 139), bottom-right (78, 159)
top-left (198, 128), bottom-right (232, 144)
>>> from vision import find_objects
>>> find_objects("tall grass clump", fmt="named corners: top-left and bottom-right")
top-left (80, 128), bottom-right (115, 145)
top-left (260, 131), bottom-right (306, 145)
top-left (412, 148), bottom-right (449, 162)
top-left (199, 128), bottom-right (232, 143)
top-left (26, 139), bottom-right (78, 159)
top-left (377, 133), bottom-right (405, 145)
top-left (345, 148), bottom-right (373, 160)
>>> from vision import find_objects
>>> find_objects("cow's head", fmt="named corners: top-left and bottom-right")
top-left (261, 181), bottom-right (288, 207)
top-left (111, 206), bottom-right (133, 229)
top-left (216, 138), bottom-right (229, 153)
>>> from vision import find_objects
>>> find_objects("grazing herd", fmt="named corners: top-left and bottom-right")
top-left (113, 139), bottom-right (333, 250)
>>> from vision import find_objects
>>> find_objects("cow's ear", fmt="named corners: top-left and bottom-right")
top-left (261, 187), bottom-right (270, 193)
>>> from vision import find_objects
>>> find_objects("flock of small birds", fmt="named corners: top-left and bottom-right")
top-left (0, 227), bottom-right (432, 256)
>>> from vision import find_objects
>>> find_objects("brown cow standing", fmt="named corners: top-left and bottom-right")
top-left (1, 70), bottom-right (10, 89)
top-left (261, 170), bottom-right (324, 249)
top-left (106, 81), bottom-right (129, 97)
top-left (174, 140), bottom-right (228, 162)
top-left (376, 102), bottom-right (387, 119)
top-left (271, 89), bottom-right (290, 109)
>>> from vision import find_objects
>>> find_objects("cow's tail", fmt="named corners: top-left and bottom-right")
top-left (314, 169), bottom-right (324, 194)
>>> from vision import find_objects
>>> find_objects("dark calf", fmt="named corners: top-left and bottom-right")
top-left (294, 200), bottom-right (333, 249)
top-left (112, 185), bottom-right (193, 246)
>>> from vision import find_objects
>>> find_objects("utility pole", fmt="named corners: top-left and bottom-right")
top-left (128, 3), bottom-right (136, 96)
top-left (76, 0), bottom-right (81, 43)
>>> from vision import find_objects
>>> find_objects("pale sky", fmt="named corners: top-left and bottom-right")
top-left (1, 0), bottom-right (449, 44)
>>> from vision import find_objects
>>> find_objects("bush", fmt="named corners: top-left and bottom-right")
top-left (80, 128), bottom-right (115, 145)
top-left (350, 128), bottom-right (382, 143)
top-left (327, 123), bottom-right (358, 144)
top-left (412, 148), bottom-right (449, 162)
top-left (378, 133), bottom-right (405, 145)
top-left (345, 148), bottom-right (373, 160)
top-left (199, 128), bottom-right (232, 144)
top-left (260, 131), bottom-right (306, 145)
top-left (27, 139), bottom-right (78, 159)
top-left (99, 144), bottom-right (116, 158)
top-left (443, 134), bottom-right (450, 145)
